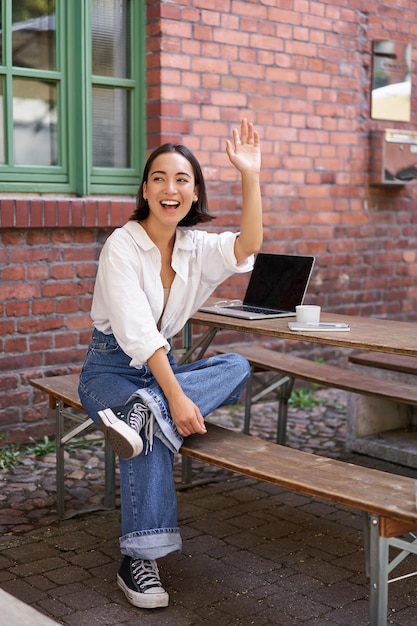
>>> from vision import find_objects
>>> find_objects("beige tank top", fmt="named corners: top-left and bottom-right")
top-left (157, 288), bottom-right (171, 329)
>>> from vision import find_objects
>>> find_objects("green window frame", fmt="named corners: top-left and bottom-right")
top-left (0, 0), bottom-right (145, 195)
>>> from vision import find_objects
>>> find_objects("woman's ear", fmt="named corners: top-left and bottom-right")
top-left (143, 182), bottom-right (148, 201)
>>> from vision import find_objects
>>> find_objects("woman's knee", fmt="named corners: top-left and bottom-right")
top-left (215, 352), bottom-right (251, 382)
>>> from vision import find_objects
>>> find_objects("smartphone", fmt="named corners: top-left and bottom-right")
top-left (288, 322), bottom-right (350, 332)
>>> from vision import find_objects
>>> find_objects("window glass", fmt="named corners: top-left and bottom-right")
top-left (12, 1), bottom-right (56, 71)
top-left (92, 0), bottom-right (129, 78)
top-left (92, 86), bottom-right (129, 167)
top-left (13, 78), bottom-right (57, 166)
top-left (0, 0), bottom-right (143, 193)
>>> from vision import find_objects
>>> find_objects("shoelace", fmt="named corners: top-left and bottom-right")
top-left (131, 559), bottom-right (162, 592)
top-left (128, 402), bottom-right (154, 454)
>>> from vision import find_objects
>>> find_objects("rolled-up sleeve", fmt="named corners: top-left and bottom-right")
top-left (217, 231), bottom-right (254, 273)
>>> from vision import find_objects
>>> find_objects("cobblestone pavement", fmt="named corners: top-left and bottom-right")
top-left (1, 388), bottom-right (417, 625)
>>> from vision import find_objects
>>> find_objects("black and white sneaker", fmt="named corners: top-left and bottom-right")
top-left (117, 556), bottom-right (169, 609)
top-left (98, 400), bottom-right (143, 460)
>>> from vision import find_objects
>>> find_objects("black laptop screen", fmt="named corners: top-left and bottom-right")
top-left (243, 254), bottom-right (315, 311)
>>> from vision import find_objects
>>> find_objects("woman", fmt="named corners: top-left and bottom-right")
top-left (78, 118), bottom-right (262, 609)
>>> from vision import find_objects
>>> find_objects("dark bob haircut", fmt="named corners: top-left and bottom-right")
top-left (130, 143), bottom-right (215, 226)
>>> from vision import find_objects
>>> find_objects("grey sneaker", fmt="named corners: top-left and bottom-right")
top-left (117, 556), bottom-right (169, 609)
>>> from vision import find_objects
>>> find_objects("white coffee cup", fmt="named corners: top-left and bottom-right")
top-left (296, 305), bottom-right (321, 324)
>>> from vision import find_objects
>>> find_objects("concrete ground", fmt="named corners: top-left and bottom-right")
top-left (1, 388), bottom-right (417, 625)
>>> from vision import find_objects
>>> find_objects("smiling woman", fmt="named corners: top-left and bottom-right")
top-left (132, 143), bottom-right (213, 226)
top-left (143, 152), bottom-right (201, 229)
top-left (77, 119), bottom-right (263, 610)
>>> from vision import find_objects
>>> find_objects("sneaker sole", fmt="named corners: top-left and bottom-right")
top-left (117, 574), bottom-right (169, 609)
top-left (98, 408), bottom-right (143, 460)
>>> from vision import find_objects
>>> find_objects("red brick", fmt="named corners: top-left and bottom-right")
top-left (160, 3), bottom-right (181, 19)
top-left (41, 282), bottom-right (84, 298)
top-left (84, 199), bottom-right (97, 226)
top-left (55, 332), bottom-right (79, 348)
top-left (0, 199), bottom-right (15, 227)
top-left (31, 300), bottom-right (55, 315)
top-left (29, 335), bottom-right (53, 352)
top-left (2, 265), bottom-right (25, 281)
top-left (56, 299), bottom-right (80, 314)
top-left (44, 199), bottom-right (58, 226)
top-left (0, 390), bottom-right (29, 410)
top-left (15, 200), bottom-right (31, 227)
top-left (2, 283), bottom-right (40, 300)
top-left (66, 315), bottom-right (92, 330)
top-left (44, 348), bottom-right (87, 365)
top-left (51, 265), bottom-right (75, 279)
top-left (29, 199), bottom-right (44, 227)
top-left (17, 317), bottom-right (63, 334)
top-left (6, 301), bottom-right (30, 317)
top-left (76, 263), bottom-right (98, 278)
top-left (27, 265), bottom-right (50, 281)
top-left (27, 230), bottom-right (50, 244)
top-left (0, 375), bottom-right (19, 391)
top-left (71, 201), bottom-right (84, 227)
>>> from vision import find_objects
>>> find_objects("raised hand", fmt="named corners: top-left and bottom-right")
top-left (225, 118), bottom-right (261, 174)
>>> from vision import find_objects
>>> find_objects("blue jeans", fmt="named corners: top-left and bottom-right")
top-left (78, 329), bottom-right (250, 560)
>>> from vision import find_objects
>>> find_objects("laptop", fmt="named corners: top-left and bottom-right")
top-left (199, 253), bottom-right (315, 320)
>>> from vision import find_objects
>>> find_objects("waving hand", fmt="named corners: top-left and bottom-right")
top-left (226, 118), bottom-right (261, 175)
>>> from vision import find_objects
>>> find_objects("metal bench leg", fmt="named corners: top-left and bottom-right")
top-left (243, 368), bottom-right (254, 435)
top-left (276, 377), bottom-right (295, 445)
top-left (244, 369), bottom-right (295, 444)
top-left (181, 456), bottom-right (193, 485)
top-left (104, 440), bottom-right (116, 509)
top-left (369, 514), bottom-right (388, 626)
top-left (362, 511), bottom-right (371, 579)
top-left (55, 399), bottom-right (66, 520)
top-left (55, 398), bottom-right (116, 518)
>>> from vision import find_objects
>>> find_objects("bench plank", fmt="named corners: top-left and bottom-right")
top-left (182, 422), bottom-right (417, 525)
top-left (218, 345), bottom-right (417, 405)
top-left (349, 351), bottom-right (417, 376)
top-left (31, 374), bottom-right (82, 411)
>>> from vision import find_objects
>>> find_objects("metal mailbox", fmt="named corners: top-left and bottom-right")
top-left (370, 129), bottom-right (417, 185)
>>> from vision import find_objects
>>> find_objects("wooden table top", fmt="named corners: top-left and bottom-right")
top-left (189, 304), bottom-right (417, 356)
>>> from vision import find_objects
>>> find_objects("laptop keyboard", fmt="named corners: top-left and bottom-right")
top-left (229, 305), bottom-right (287, 315)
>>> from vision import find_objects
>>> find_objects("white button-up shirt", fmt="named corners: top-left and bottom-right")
top-left (91, 221), bottom-right (253, 368)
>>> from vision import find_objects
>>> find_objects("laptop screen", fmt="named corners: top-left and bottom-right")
top-left (244, 254), bottom-right (315, 311)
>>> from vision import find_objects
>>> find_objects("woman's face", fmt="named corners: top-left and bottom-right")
top-left (142, 151), bottom-right (199, 228)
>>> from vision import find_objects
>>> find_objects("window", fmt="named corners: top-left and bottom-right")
top-left (0, 0), bottom-right (145, 195)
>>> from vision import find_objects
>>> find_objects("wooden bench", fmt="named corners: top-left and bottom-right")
top-left (349, 351), bottom-right (417, 376)
top-left (346, 351), bottom-right (417, 467)
top-left (216, 345), bottom-right (417, 445)
top-left (30, 372), bottom-right (417, 626)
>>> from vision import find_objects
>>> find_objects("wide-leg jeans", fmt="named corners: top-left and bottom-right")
top-left (78, 329), bottom-right (250, 560)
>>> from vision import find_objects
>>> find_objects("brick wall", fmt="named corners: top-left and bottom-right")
top-left (1, 0), bottom-right (417, 443)
top-left (0, 201), bottom-right (135, 442)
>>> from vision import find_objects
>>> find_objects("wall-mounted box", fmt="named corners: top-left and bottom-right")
top-left (370, 129), bottom-right (417, 186)
top-left (371, 41), bottom-right (411, 123)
